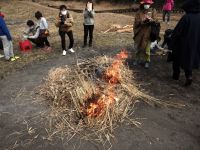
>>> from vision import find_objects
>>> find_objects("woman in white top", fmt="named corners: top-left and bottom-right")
top-left (35, 11), bottom-right (52, 51)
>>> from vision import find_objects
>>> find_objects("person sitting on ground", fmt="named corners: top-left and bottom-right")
top-left (83, 0), bottom-right (95, 48)
top-left (133, 0), bottom-right (158, 69)
top-left (35, 11), bottom-right (52, 51)
top-left (169, 0), bottom-right (200, 86)
top-left (55, 5), bottom-right (75, 56)
top-left (0, 16), bottom-right (19, 61)
top-left (24, 20), bottom-right (44, 48)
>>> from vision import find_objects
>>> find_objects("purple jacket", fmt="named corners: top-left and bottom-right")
top-left (163, 0), bottom-right (174, 11)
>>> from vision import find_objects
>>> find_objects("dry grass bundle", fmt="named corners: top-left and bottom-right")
top-left (103, 24), bottom-right (133, 33)
top-left (39, 51), bottom-right (184, 146)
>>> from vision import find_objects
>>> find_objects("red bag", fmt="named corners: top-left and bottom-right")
top-left (19, 40), bottom-right (32, 52)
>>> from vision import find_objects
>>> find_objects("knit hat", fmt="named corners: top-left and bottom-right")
top-left (0, 13), bottom-right (5, 18)
top-left (140, 0), bottom-right (154, 4)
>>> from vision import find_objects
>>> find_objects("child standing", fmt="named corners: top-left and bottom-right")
top-left (55, 5), bottom-right (75, 56)
top-left (83, 0), bottom-right (95, 48)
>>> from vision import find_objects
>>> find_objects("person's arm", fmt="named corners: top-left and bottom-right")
top-left (171, 0), bottom-right (175, 9)
top-left (55, 16), bottom-right (61, 27)
top-left (41, 17), bottom-right (48, 29)
top-left (83, 10), bottom-right (89, 18)
top-left (152, 8), bottom-right (158, 21)
top-left (88, 10), bottom-right (95, 18)
top-left (65, 14), bottom-right (74, 27)
top-left (134, 12), bottom-right (142, 29)
top-left (169, 15), bottom-right (188, 50)
top-left (0, 17), bottom-right (12, 40)
top-left (28, 27), bottom-right (40, 39)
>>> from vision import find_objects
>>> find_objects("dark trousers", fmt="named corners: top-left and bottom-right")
top-left (59, 30), bottom-right (74, 50)
top-left (28, 38), bottom-right (44, 48)
top-left (84, 25), bottom-right (94, 46)
top-left (173, 60), bottom-right (192, 79)
top-left (28, 37), bottom-right (50, 48)
top-left (163, 10), bottom-right (171, 22)
top-left (43, 37), bottom-right (50, 47)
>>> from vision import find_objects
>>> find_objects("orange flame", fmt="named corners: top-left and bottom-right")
top-left (105, 50), bottom-right (128, 84)
top-left (82, 50), bottom-right (128, 118)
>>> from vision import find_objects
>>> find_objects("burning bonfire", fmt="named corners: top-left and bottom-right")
top-left (39, 50), bottom-right (179, 145)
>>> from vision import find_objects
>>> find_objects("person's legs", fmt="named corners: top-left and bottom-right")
top-left (8, 41), bottom-right (14, 58)
top-left (44, 37), bottom-right (50, 47)
top-left (59, 31), bottom-right (66, 50)
top-left (184, 69), bottom-right (193, 86)
top-left (0, 36), bottom-right (11, 60)
top-left (145, 42), bottom-right (151, 68)
top-left (163, 11), bottom-right (167, 22)
top-left (167, 11), bottom-right (171, 23)
top-left (84, 25), bottom-right (89, 46)
top-left (67, 31), bottom-right (74, 49)
top-left (28, 38), bottom-right (44, 48)
top-left (172, 60), bottom-right (181, 80)
top-left (89, 25), bottom-right (94, 47)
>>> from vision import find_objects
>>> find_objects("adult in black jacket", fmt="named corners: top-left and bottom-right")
top-left (169, 0), bottom-right (200, 86)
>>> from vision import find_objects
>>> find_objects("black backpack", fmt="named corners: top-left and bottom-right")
top-left (150, 22), bottom-right (161, 42)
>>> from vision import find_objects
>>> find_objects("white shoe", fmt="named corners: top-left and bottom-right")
top-left (133, 60), bottom-right (138, 66)
top-left (62, 50), bottom-right (67, 56)
top-left (144, 62), bottom-right (150, 69)
top-left (0, 54), bottom-right (4, 58)
top-left (68, 48), bottom-right (75, 53)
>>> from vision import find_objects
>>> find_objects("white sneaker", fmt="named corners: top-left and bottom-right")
top-left (133, 60), bottom-right (138, 66)
top-left (62, 50), bottom-right (67, 56)
top-left (68, 48), bottom-right (75, 53)
top-left (0, 54), bottom-right (4, 58)
top-left (144, 62), bottom-right (150, 69)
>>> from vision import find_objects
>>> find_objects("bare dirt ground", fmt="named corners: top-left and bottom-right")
top-left (0, 1), bottom-right (200, 150)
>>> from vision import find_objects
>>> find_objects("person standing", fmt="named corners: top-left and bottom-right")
top-left (133, 0), bottom-right (157, 68)
top-left (55, 5), bottom-right (75, 56)
top-left (0, 16), bottom-right (18, 61)
top-left (162, 0), bottom-right (174, 24)
top-left (35, 11), bottom-right (52, 51)
top-left (83, 0), bottom-right (95, 48)
top-left (169, 0), bottom-right (200, 86)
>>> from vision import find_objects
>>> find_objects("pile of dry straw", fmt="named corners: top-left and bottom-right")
top-left (39, 51), bottom-right (183, 145)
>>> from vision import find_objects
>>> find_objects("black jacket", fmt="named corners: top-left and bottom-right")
top-left (169, 0), bottom-right (200, 70)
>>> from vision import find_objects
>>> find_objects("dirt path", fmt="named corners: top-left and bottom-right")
top-left (0, 47), bottom-right (200, 150)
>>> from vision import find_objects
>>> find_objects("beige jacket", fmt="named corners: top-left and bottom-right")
top-left (55, 13), bottom-right (74, 32)
top-left (134, 8), bottom-right (157, 51)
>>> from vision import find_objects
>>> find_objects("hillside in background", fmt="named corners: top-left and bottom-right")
top-left (47, 0), bottom-right (184, 8)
